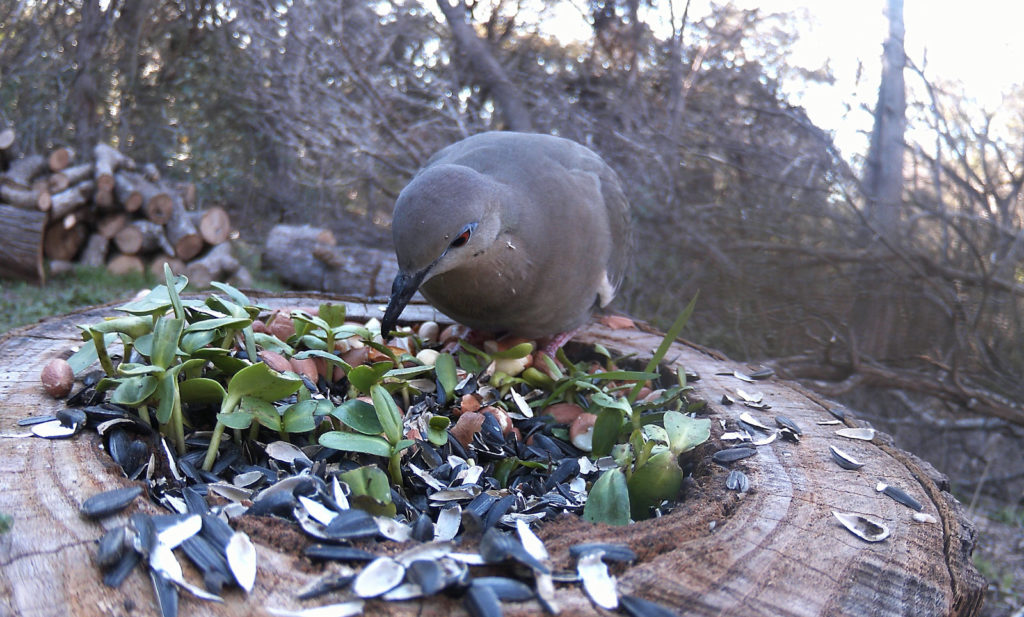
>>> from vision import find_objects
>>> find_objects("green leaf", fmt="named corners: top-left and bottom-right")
top-left (319, 431), bottom-right (391, 457)
top-left (110, 375), bottom-right (158, 406)
top-left (116, 363), bottom-right (165, 377)
top-left (66, 332), bottom-right (114, 374)
top-left (331, 399), bottom-right (383, 435)
top-left (457, 350), bottom-right (483, 374)
top-left (588, 370), bottom-right (660, 382)
top-left (626, 451), bottom-right (684, 520)
top-left (383, 364), bottom-right (434, 380)
top-left (627, 293), bottom-right (698, 404)
top-left (150, 317), bottom-right (184, 370)
top-left (391, 438), bottom-right (415, 454)
top-left (540, 354), bottom-right (564, 380)
top-left (590, 391), bottom-right (633, 416)
top-left (254, 332), bottom-right (294, 355)
top-left (184, 316), bottom-right (252, 333)
top-left (370, 384), bottom-right (403, 444)
top-left (216, 411), bottom-right (254, 430)
top-left (116, 275), bottom-right (189, 315)
top-left (226, 362), bottom-right (302, 402)
top-left (592, 343), bottom-right (612, 359)
top-left (154, 371), bottom-right (178, 424)
top-left (426, 415), bottom-right (450, 446)
top-left (347, 362), bottom-right (392, 394)
top-left (434, 352), bottom-right (457, 401)
top-left (209, 354), bottom-right (249, 376)
top-left (242, 396), bottom-right (281, 431)
top-left (179, 378), bottom-right (227, 404)
top-left (663, 411), bottom-right (711, 455)
top-left (291, 310), bottom-right (330, 332)
top-left (339, 465), bottom-right (396, 517)
top-left (282, 400), bottom-right (317, 433)
top-left (490, 342), bottom-right (535, 359)
top-left (210, 281), bottom-right (259, 309)
top-left (180, 329), bottom-right (218, 354)
top-left (164, 265), bottom-right (187, 320)
top-left (583, 468), bottom-right (631, 526)
top-left (88, 316), bottom-right (153, 338)
top-left (592, 407), bottom-right (625, 457)
top-left (319, 304), bottom-right (347, 329)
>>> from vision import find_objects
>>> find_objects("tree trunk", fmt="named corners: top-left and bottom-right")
top-left (435, 0), bottom-right (534, 132)
top-left (113, 220), bottom-right (174, 256)
top-left (185, 242), bottom-right (239, 288)
top-left (105, 252), bottom-right (145, 275)
top-left (852, 0), bottom-right (907, 361)
top-left (192, 206), bottom-right (232, 245)
top-left (42, 221), bottom-right (88, 262)
top-left (0, 295), bottom-right (985, 617)
top-left (163, 198), bottom-right (204, 260)
top-left (0, 203), bottom-right (46, 282)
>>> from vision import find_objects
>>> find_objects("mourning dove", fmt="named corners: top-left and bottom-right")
top-left (381, 131), bottom-right (631, 340)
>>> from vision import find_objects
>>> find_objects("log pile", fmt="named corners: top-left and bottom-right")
top-left (0, 128), bottom-right (242, 285)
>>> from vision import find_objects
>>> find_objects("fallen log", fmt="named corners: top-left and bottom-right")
top-left (47, 146), bottom-right (75, 172)
top-left (148, 254), bottom-right (187, 279)
top-left (1, 154), bottom-right (47, 188)
top-left (163, 196), bottom-right (203, 260)
top-left (42, 220), bottom-right (87, 261)
top-left (113, 171), bottom-right (145, 213)
top-left (191, 206), bottom-right (231, 245)
top-left (0, 184), bottom-right (44, 210)
top-left (0, 296), bottom-right (985, 617)
top-left (0, 202), bottom-right (46, 281)
top-left (105, 252), bottom-right (145, 275)
top-left (47, 162), bottom-right (94, 193)
top-left (48, 180), bottom-right (95, 219)
top-left (93, 143), bottom-right (133, 195)
top-left (95, 213), bottom-right (128, 239)
top-left (185, 242), bottom-right (238, 288)
top-left (113, 220), bottom-right (174, 256)
top-left (79, 233), bottom-right (109, 268)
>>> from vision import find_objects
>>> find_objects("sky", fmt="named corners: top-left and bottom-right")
top-left (541, 0), bottom-right (1024, 159)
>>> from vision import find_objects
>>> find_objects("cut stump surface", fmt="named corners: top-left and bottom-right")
top-left (0, 293), bottom-right (985, 617)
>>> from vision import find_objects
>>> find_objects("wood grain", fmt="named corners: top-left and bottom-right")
top-left (0, 293), bottom-right (984, 617)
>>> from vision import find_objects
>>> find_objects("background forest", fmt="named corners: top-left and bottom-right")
top-left (1, 0), bottom-right (1022, 613)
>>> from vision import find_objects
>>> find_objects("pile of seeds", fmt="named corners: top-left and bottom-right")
top-left (24, 277), bottom-right (708, 617)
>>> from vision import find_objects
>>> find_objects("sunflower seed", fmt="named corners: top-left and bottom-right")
top-left (406, 558), bottom-right (446, 595)
top-left (875, 482), bottom-right (923, 511)
top-left (711, 446), bottom-right (756, 465)
top-left (150, 570), bottom-right (179, 617)
top-left (31, 419), bottom-right (78, 439)
top-left (775, 415), bottom-right (802, 435)
top-left (375, 516), bottom-right (412, 542)
top-left (473, 577), bottom-right (535, 602)
top-left (434, 503), bottom-right (461, 541)
top-left (156, 514), bottom-right (202, 549)
top-left (726, 469), bottom-right (750, 492)
top-left (381, 582), bottom-right (424, 601)
top-left (621, 595), bottom-right (682, 617)
top-left (516, 519), bottom-right (548, 562)
top-left (570, 543), bottom-right (636, 563)
top-left (226, 531), bottom-right (257, 593)
top-left (832, 511), bottom-right (890, 542)
top-left (828, 445), bottom-right (865, 470)
top-left (578, 550), bottom-right (618, 609)
top-left (81, 486), bottom-right (145, 519)
top-left (353, 556), bottom-right (405, 598)
top-left (96, 526), bottom-right (129, 568)
top-left (102, 548), bottom-right (141, 588)
top-left (913, 512), bottom-right (937, 524)
top-left (464, 583), bottom-right (503, 617)
top-left (836, 427), bottom-right (875, 441)
top-left (266, 440), bottom-right (313, 466)
top-left (304, 545), bottom-right (377, 562)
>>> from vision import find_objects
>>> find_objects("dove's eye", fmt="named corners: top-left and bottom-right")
top-left (449, 223), bottom-right (476, 249)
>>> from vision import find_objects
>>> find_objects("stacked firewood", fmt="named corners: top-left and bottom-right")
top-left (0, 128), bottom-right (245, 286)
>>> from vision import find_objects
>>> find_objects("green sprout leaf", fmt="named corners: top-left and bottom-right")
top-left (626, 451), bottom-right (684, 520)
top-left (150, 317), bottom-right (184, 370)
top-left (179, 378), bottom-right (227, 404)
top-left (592, 407), bottom-right (625, 457)
top-left (319, 303), bottom-right (347, 329)
top-left (583, 468), bottom-right (631, 526)
top-left (226, 362), bottom-right (303, 407)
top-left (434, 352), bottom-right (458, 402)
top-left (116, 274), bottom-right (189, 315)
top-left (242, 396), bottom-right (281, 431)
top-left (338, 465), bottom-right (396, 517)
top-left (110, 375), bottom-right (158, 406)
top-left (331, 399), bottom-right (384, 435)
top-left (282, 400), bottom-right (317, 433)
top-left (370, 384), bottom-right (404, 444)
top-left (319, 431), bottom-right (392, 457)
top-left (348, 363), bottom-right (392, 394)
top-left (217, 411), bottom-right (255, 430)
top-left (426, 415), bottom-right (451, 446)
top-left (663, 411), bottom-right (711, 455)
top-left (489, 342), bottom-right (535, 360)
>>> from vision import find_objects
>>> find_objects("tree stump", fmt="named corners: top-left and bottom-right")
top-left (0, 294), bottom-right (985, 617)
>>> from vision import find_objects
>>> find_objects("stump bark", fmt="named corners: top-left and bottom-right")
top-left (0, 294), bottom-right (985, 617)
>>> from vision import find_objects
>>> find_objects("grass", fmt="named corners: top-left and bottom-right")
top-left (0, 266), bottom-right (154, 335)
top-left (0, 263), bottom-right (283, 335)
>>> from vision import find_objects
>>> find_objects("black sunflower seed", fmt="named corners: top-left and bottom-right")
top-left (711, 446), bottom-right (756, 465)
top-left (245, 490), bottom-right (296, 518)
top-left (880, 484), bottom-right (923, 511)
top-left (472, 577), bottom-right (535, 602)
top-left (81, 486), bottom-right (144, 519)
top-left (726, 469), bottom-right (750, 492)
top-left (407, 558), bottom-right (446, 595)
top-left (96, 526), bottom-right (129, 568)
top-left (150, 570), bottom-right (179, 617)
top-left (102, 548), bottom-right (141, 588)
top-left (569, 542), bottom-right (637, 563)
top-left (412, 512), bottom-right (434, 542)
top-left (57, 407), bottom-right (87, 428)
top-left (464, 583), bottom-right (503, 617)
top-left (621, 594), bottom-right (681, 617)
top-left (304, 544), bottom-right (377, 562)
top-left (775, 415), bottom-right (802, 435)
top-left (483, 495), bottom-right (516, 530)
top-left (323, 508), bottom-right (378, 540)
top-left (17, 415), bottom-right (56, 426)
